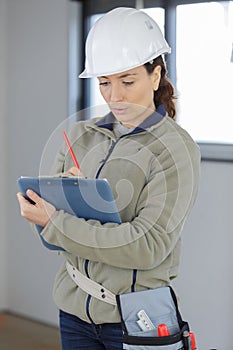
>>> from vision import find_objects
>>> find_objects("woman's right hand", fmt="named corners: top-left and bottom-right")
top-left (64, 166), bottom-right (84, 177)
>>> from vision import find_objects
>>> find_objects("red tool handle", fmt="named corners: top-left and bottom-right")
top-left (189, 331), bottom-right (197, 350)
top-left (158, 324), bottom-right (170, 337)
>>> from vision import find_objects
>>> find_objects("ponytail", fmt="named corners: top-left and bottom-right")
top-left (144, 56), bottom-right (176, 120)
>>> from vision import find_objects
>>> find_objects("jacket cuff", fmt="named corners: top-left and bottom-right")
top-left (40, 211), bottom-right (59, 236)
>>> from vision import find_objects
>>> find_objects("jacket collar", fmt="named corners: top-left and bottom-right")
top-left (95, 104), bottom-right (166, 134)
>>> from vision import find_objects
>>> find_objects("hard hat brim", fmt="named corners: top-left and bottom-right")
top-left (79, 48), bottom-right (171, 78)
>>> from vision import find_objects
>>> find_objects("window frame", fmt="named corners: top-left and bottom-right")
top-left (77, 0), bottom-right (233, 162)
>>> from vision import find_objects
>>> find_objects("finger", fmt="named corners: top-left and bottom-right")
top-left (17, 192), bottom-right (23, 199)
top-left (68, 166), bottom-right (84, 177)
top-left (26, 189), bottom-right (41, 203)
top-left (17, 192), bottom-right (34, 218)
top-left (17, 192), bottom-right (29, 204)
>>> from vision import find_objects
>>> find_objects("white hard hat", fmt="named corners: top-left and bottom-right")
top-left (79, 7), bottom-right (171, 78)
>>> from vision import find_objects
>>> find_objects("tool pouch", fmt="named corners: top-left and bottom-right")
top-left (116, 286), bottom-right (192, 350)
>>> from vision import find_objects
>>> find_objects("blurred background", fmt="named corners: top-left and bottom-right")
top-left (0, 0), bottom-right (232, 349)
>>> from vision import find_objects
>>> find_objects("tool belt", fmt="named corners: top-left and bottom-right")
top-left (66, 261), bottom-right (117, 305)
top-left (66, 261), bottom-right (196, 350)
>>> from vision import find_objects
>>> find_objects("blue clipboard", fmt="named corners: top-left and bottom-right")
top-left (17, 177), bottom-right (121, 251)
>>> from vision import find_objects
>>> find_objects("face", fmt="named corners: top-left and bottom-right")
top-left (98, 65), bottom-right (161, 128)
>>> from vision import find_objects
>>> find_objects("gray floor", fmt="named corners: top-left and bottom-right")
top-left (0, 313), bottom-right (61, 350)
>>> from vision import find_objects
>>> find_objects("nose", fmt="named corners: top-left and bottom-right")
top-left (109, 83), bottom-right (124, 102)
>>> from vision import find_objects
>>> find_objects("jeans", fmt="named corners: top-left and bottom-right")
top-left (59, 310), bottom-right (124, 350)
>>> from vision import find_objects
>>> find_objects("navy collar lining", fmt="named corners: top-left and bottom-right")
top-left (95, 104), bottom-right (166, 134)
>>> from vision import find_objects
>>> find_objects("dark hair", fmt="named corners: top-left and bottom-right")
top-left (144, 56), bottom-right (176, 119)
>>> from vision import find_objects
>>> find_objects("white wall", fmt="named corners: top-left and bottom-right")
top-left (173, 161), bottom-right (233, 350)
top-left (1, 0), bottom-right (81, 325)
top-left (0, 0), bottom-right (8, 311)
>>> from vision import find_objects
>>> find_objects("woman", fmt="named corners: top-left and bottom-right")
top-left (17, 7), bottom-right (200, 350)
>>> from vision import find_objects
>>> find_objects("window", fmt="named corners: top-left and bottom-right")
top-left (81, 0), bottom-right (233, 161)
top-left (89, 13), bottom-right (106, 109)
top-left (176, 1), bottom-right (233, 145)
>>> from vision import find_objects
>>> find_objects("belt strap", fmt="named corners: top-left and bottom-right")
top-left (66, 261), bottom-right (117, 306)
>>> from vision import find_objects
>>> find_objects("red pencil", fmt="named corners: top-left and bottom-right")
top-left (62, 130), bottom-right (81, 170)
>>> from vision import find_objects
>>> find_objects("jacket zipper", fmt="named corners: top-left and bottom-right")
top-left (84, 136), bottom-right (138, 321)
top-left (84, 260), bottom-right (94, 323)
top-left (95, 139), bottom-right (117, 179)
top-left (84, 139), bottom-right (117, 322)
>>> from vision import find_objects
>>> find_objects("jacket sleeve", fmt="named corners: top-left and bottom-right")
top-left (49, 141), bottom-right (66, 175)
top-left (42, 139), bottom-right (200, 270)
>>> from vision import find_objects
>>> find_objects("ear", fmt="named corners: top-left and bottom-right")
top-left (151, 65), bottom-right (161, 91)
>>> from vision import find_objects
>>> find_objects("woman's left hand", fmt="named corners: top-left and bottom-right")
top-left (17, 190), bottom-right (56, 227)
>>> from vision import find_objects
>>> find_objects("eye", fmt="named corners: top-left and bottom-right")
top-left (123, 81), bottom-right (134, 86)
top-left (99, 81), bottom-right (110, 87)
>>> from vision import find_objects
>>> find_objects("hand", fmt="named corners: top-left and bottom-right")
top-left (17, 190), bottom-right (56, 227)
top-left (64, 166), bottom-right (84, 177)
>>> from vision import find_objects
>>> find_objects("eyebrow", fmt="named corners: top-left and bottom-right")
top-left (100, 73), bottom-right (138, 79)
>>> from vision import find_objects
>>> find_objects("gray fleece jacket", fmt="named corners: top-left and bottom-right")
top-left (42, 110), bottom-right (200, 324)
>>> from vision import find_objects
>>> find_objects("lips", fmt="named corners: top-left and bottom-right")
top-left (110, 104), bottom-right (129, 115)
top-left (111, 108), bottom-right (128, 115)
